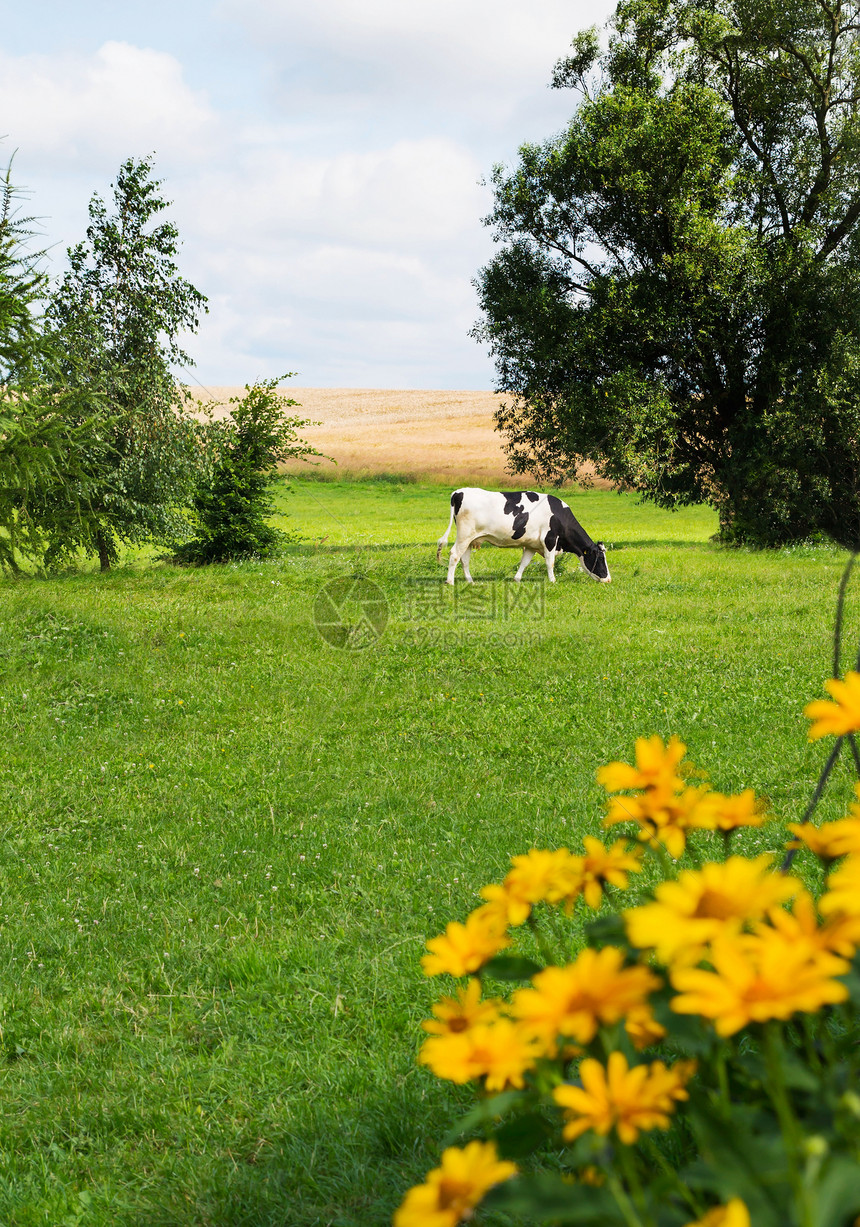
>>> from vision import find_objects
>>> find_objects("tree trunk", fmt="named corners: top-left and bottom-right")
top-left (96, 531), bottom-right (111, 572)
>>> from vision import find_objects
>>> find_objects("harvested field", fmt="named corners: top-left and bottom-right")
top-left (190, 386), bottom-right (611, 487)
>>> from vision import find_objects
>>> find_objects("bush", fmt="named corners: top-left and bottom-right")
top-left (397, 562), bottom-right (860, 1226)
top-left (175, 377), bottom-right (327, 564)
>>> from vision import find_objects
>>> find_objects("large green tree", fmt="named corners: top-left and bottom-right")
top-left (46, 156), bottom-right (208, 569)
top-left (475, 0), bottom-right (860, 546)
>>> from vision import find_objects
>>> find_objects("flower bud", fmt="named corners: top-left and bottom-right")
top-left (803, 1136), bottom-right (828, 1158)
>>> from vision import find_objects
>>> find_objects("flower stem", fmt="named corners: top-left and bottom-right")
top-left (641, 1136), bottom-right (704, 1218)
top-left (714, 1043), bottom-right (730, 1110)
top-left (606, 1166), bottom-right (647, 1227)
top-left (763, 1022), bottom-right (813, 1227)
top-left (543, 906), bottom-right (573, 962)
top-left (616, 1141), bottom-right (648, 1218)
top-left (527, 913), bottom-right (560, 967)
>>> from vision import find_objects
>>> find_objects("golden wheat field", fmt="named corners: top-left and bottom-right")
top-left (190, 386), bottom-right (609, 487)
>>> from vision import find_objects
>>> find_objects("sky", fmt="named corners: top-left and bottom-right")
top-left (1, 1), bottom-right (615, 388)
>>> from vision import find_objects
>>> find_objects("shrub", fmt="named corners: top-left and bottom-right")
top-left (176, 377), bottom-right (327, 564)
top-left (397, 562), bottom-right (860, 1226)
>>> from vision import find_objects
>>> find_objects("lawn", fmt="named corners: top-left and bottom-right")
top-left (0, 479), bottom-right (854, 1226)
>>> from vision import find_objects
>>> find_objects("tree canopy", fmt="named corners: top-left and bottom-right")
top-left (475, 0), bottom-right (860, 546)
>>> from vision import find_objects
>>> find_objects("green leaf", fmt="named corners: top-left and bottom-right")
top-left (817, 1155), bottom-right (860, 1227)
top-left (484, 1172), bottom-right (625, 1224)
top-left (584, 914), bottom-right (629, 948)
top-left (838, 966), bottom-right (860, 1007)
top-left (441, 1090), bottom-right (527, 1145)
top-left (482, 955), bottom-right (543, 981)
top-left (683, 1093), bottom-right (790, 1221)
top-left (493, 1111), bottom-right (558, 1159)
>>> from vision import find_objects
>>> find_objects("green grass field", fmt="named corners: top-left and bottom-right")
top-left (0, 479), bottom-right (855, 1226)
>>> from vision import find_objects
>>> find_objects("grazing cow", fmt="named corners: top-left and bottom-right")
top-left (436, 487), bottom-right (610, 586)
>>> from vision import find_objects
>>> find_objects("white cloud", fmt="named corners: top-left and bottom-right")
top-left (217, 0), bottom-right (603, 103)
top-left (0, 41), bottom-right (217, 168)
top-left (176, 145), bottom-right (494, 383)
top-left (186, 138), bottom-right (485, 251)
top-left (0, 0), bottom-right (617, 385)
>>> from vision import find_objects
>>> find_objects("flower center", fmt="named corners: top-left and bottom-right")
top-left (437, 1178), bottom-right (472, 1211)
top-left (692, 888), bottom-right (741, 920)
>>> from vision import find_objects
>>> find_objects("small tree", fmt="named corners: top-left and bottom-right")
top-left (46, 156), bottom-right (207, 569)
top-left (175, 377), bottom-right (327, 564)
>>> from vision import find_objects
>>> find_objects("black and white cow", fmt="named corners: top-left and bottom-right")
top-left (436, 487), bottom-right (610, 586)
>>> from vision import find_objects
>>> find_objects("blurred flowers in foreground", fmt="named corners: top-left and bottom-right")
top-left (395, 665), bottom-right (860, 1225)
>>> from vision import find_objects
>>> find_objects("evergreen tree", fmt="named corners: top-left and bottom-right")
top-left (46, 156), bottom-right (207, 569)
top-left (0, 160), bottom-right (104, 572)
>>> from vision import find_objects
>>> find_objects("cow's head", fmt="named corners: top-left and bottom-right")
top-left (581, 542), bottom-right (610, 583)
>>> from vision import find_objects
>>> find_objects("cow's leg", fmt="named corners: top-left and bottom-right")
top-left (446, 533), bottom-right (472, 585)
top-left (514, 548), bottom-right (535, 581)
top-left (544, 547), bottom-right (557, 583)
top-left (460, 545), bottom-right (475, 584)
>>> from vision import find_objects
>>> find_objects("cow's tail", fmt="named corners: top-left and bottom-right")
top-left (436, 496), bottom-right (458, 562)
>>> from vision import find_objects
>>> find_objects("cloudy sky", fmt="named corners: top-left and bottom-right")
top-left (2, 1), bottom-right (614, 388)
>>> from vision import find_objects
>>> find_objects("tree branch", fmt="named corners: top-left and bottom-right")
top-left (720, 50), bottom-right (794, 237)
top-left (818, 192), bottom-right (860, 257)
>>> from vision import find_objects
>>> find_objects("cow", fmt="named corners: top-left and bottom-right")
top-left (436, 487), bottom-right (610, 586)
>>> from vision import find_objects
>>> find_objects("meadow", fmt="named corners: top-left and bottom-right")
top-left (0, 477), bottom-right (855, 1226)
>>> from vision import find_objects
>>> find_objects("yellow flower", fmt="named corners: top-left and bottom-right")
top-left (478, 883), bottom-right (532, 927)
top-left (421, 906), bottom-right (511, 978)
top-left (418, 1017), bottom-right (541, 1091)
top-left (480, 848), bottom-right (584, 924)
top-left (805, 671), bottom-right (860, 740)
top-left (624, 856), bottom-right (798, 965)
top-left (553, 1051), bottom-right (695, 1145)
top-left (597, 735), bottom-right (688, 793)
top-left (670, 931), bottom-right (850, 1035)
top-left (576, 1166), bottom-right (605, 1187)
top-left (625, 1004), bottom-right (667, 1050)
top-left (788, 800), bottom-right (860, 860)
top-left (393, 1141), bottom-right (517, 1227)
top-left (510, 947), bottom-right (661, 1048)
top-left (562, 1165), bottom-right (606, 1187)
top-left (684, 1199), bottom-right (750, 1227)
top-left (763, 888), bottom-right (860, 959)
top-left (604, 783), bottom-right (716, 859)
top-left (421, 979), bottom-right (503, 1036)
top-left (698, 789), bottom-right (766, 831)
top-left (578, 837), bottom-right (643, 909)
top-left (820, 854), bottom-right (860, 918)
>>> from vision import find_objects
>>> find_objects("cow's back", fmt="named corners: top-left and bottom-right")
top-left (453, 487), bottom-right (551, 548)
